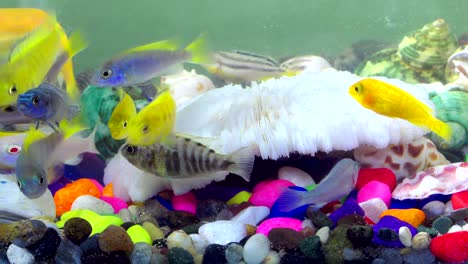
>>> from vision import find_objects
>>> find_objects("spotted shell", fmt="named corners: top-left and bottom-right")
top-left (355, 19), bottom-right (459, 84)
top-left (428, 90), bottom-right (468, 151)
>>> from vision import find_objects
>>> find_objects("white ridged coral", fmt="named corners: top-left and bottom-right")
top-left (175, 69), bottom-right (433, 159)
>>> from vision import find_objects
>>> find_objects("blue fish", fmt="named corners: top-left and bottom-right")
top-left (16, 83), bottom-right (80, 131)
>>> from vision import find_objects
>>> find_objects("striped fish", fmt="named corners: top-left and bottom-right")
top-left (121, 135), bottom-right (255, 181)
top-left (204, 50), bottom-right (287, 84)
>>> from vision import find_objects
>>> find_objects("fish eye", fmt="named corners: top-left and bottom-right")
top-left (142, 125), bottom-right (149, 133)
top-left (101, 69), bottom-right (112, 79)
top-left (123, 121), bottom-right (127, 128)
top-left (354, 86), bottom-right (359, 92)
top-left (17, 181), bottom-right (21, 188)
top-left (39, 176), bottom-right (44, 185)
top-left (8, 144), bottom-right (21, 154)
top-left (8, 86), bottom-right (17, 95)
top-left (32, 96), bottom-right (39, 105)
top-left (126, 145), bottom-right (136, 155)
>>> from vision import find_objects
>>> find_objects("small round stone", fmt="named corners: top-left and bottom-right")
top-left (432, 216), bottom-right (453, 234)
top-left (71, 195), bottom-right (114, 215)
top-left (377, 228), bottom-right (398, 242)
top-left (131, 242), bottom-right (153, 264)
top-left (7, 244), bottom-right (34, 264)
top-left (225, 242), bottom-right (243, 264)
top-left (306, 209), bottom-right (333, 229)
top-left (448, 224), bottom-right (463, 233)
top-left (168, 247), bottom-right (194, 264)
top-left (398, 226), bottom-right (412, 247)
top-left (64, 217), bottom-right (92, 245)
top-left (243, 234), bottom-right (270, 264)
top-left (98, 225), bottom-right (134, 255)
top-left (26, 228), bottom-right (61, 261)
top-left (198, 220), bottom-right (247, 245)
top-left (262, 250), bottom-right (280, 264)
top-left (346, 225), bottom-right (374, 248)
top-left (167, 230), bottom-right (196, 255)
top-left (142, 222), bottom-right (164, 241)
top-left (268, 228), bottom-right (304, 250)
top-left (417, 225), bottom-right (438, 238)
top-left (127, 225), bottom-right (152, 245)
top-left (197, 200), bottom-right (227, 222)
top-left (315, 226), bottom-right (330, 244)
top-left (10, 220), bottom-right (48, 248)
top-left (412, 232), bottom-right (431, 249)
top-left (118, 208), bottom-right (132, 222)
top-left (202, 244), bottom-right (226, 264)
top-left (189, 234), bottom-right (209, 255)
top-left (299, 236), bottom-right (322, 261)
top-left (54, 238), bottom-right (82, 264)
top-left (421, 201), bottom-right (445, 221)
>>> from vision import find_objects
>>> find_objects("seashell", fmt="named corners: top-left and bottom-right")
top-left (0, 174), bottom-right (55, 223)
top-left (354, 137), bottom-right (450, 181)
top-left (445, 45), bottom-right (468, 90)
top-left (356, 19), bottom-right (459, 84)
top-left (392, 162), bottom-right (468, 200)
top-left (428, 90), bottom-right (468, 151)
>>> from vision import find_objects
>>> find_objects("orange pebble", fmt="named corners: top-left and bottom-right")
top-left (54, 178), bottom-right (101, 216)
top-left (379, 208), bottom-right (426, 227)
top-left (103, 183), bottom-right (114, 197)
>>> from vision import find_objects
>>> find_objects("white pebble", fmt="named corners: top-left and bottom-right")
top-left (232, 206), bottom-right (270, 226)
top-left (128, 205), bottom-right (141, 221)
top-left (198, 220), bottom-right (247, 245)
top-left (118, 208), bottom-right (132, 222)
top-left (243, 234), bottom-right (270, 264)
top-left (302, 219), bottom-right (315, 230)
top-left (421, 201), bottom-right (445, 218)
top-left (463, 223), bottom-right (468, 231)
top-left (315, 226), bottom-right (330, 244)
top-left (398, 226), bottom-right (412, 247)
top-left (71, 195), bottom-right (114, 215)
top-left (7, 244), bottom-right (34, 264)
top-left (358, 198), bottom-right (388, 223)
top-left (447, 224), bottom-right (463, 233)
top-left (167, 230), bottom-right (196, 256)
top-left (262, 250), bottom-right (280, 264)
top-left (189, 234), bottom-right (209, 255)
top-left (444, 201), bottom-right (454, 214)
top-left (278, 166), bottom-right (315, 187)
top-left (412, 232), bottom-right (431, 249)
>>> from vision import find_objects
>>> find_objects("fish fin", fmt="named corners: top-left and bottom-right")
top-left (275, 188), bottom-right (310, 212)
top-left (68, 30), bottom-right (89, 57)
top-left (58, 118), bottom-right (88, 140)
top-left (138, 82), bottom-right (157, 101)
top-left (124, 37), bottom-right (183, 53)
top-left (185, 33), bottom-right (212, 64)
top-left (67, 105), bottom-right (81, 120)
top-left (174, 132), bottom-right (222, 151)
top-left (49, 163), bottom-right (65, 184)
top-left (227, 145), bottom-right (256, 181)
top-left (427, 118), bottom-right (452, 142)
top-left (23, 126), bottom-right (47, 153)
top-left (283, 69), bottom-right (301, 77)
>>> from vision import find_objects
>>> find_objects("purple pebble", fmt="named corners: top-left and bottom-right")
top-left (372, 215), bottom-right (417, 248)
top-left (329, 197), bottom-right (364, 226)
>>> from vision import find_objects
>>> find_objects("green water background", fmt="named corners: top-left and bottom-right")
top-left (2, 0), bottom-right (468, 73)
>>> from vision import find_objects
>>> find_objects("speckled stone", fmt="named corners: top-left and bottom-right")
top-left (26, 228), bottom-right (61, 261)
top-left (268, 228), bottom-right (304, 250)
top-left (64, 217), bottom-right (92, 245)
top-left (98, 225), bottom-right (134, 255)
top-left (225, 242), bottom-right (243, 264)
top-left (299, 236), bottom-right (323, 261)
top-left (55, 238), bottom-right (82, 264)
top-left (347, 225), bottom-right (374, 248)
top-left (202, 244), bottom-right (226, 264)
top-left (165, 211), bottom-right (199, 229)
top-left (197, 200), bottom-right (228, 222)
top-left (168, 247), bottom-right (194, 264)
top-left (412, 232), bottom-right (431, 250)
top-left (378, 228), bottom-right (399, 242)
top-left (432, 216), bottom-right (453, 234)
top-left (307, 209), bottom-right (333, 229)
top-left (2, 220), bottom-right (48, 248)
top-left (6, 244), bottom-right (34, 264)
top-left (323, 225), bottom-right (353, 263)
top-left (131, 242), bottom-right (153, 264)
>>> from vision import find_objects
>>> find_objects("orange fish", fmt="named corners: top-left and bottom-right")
top-left (349, 78), bottom-right (452, 141)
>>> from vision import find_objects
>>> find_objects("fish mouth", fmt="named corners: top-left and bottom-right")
top-left (16, 103), bottom-right (29, 115)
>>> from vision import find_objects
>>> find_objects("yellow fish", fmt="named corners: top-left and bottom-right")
top-left (349, 78), bottom-right (452, 141)
top-left (108, 91), bottom-right (137, 140)
top-left (127, 91), bottom-right (176, 146)
top-left (0, 11), bottom-right (87, 107)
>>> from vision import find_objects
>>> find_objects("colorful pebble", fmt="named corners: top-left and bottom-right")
top-left (430, 231), bottom-right (468, 263)
top-left (127, 225), bottom-right (153, 245)
top-left (249, 179), bottom-right (295, 208)
top-left (256, 217), bottom-right (302, 236)
top-left (172, 192), bottom-right (197, 215)
top-left (451, 190), bottom-right (468, 210)
top-left (379, 208), bottom-right (426, 227)
top-left (356, 168), bottom-right (397, 191)
top-left (89, 179), bottom-right (104, 194)
top-left (102, 183), bottom-right (114, 197)
top-left (226, 191), bottom-right (252, 205)
top-left (54, 179), bottom-right (102, 216)
top-left (56, 209), bottom-right (123, 235)
top-left (357, 180), bottom-right (392, 207)
top-left (100, 196), bottom-right (128, 213)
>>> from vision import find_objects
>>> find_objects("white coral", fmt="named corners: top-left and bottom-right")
top-left (175, 69), bottom-right (432, 159)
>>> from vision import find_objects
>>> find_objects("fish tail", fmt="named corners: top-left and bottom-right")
top-left (427, 118), bottom-right (452, 142)
top-left (63, 31), bottom-right (88, 101)
top-left (59, 118), bottom-right (87, 140)
top-left (226, 145), bottom-right (256, 181)
top-left (68, 30), bottom-right (89, 58)
top-left (275, 188), bottom-right (310, 212)
top-left (185, 33), bottom-right (212, 64)
top-left (23, 126), bottom-right (47, 152)
top-left (67, 104), bottom-right (81, 120)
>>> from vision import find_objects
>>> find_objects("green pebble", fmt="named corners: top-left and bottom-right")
top-left (127, 225), bottom-right (152, 244)
top-left (465, 154), bottom-right (468, 162)
top-left (417, 225), bottom-right (438, 238)
top-left (226, 191), bottom-right (252, 205)
top-left (299, 235), bottom-right (323, 260)
top-left (168, 247), bottom-right (194, 264)
top-left (142, 222), bottom-right (164, 241)
top-left (306, 184), bottom-right (317, 191)
top-left (432, 216), bottom-right (453, 234)
top-left (57, 209), bottom-right (123, 235)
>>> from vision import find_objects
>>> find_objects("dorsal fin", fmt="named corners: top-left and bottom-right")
top-left (123, 37), bottom-right (182, 54)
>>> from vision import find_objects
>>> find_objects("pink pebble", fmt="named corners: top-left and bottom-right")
top-left (249, 179), bottom-right (294, 208)
top-left (252, 179), bottom-right (274, 193)
top-left (256, 217), bottom-right (302, 236)
top-left (100, 196), bottom-right (128, 213)
top-left (89, 179), bottom-right (104, 195)
top-left (172, 192), bottom-right (197, 215)
top-left (357, 181), bottom-right (391, 207)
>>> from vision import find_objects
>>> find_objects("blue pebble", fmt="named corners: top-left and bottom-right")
top-left (389, 199), bottom-right (419, 209)
top-left (329, 197), bottom-right (364, 227)
top-left (269, 186), bottom-right (308, 219)
top-left (154, 196), bottom-right (173, 211)
top-left (372, 216), bottom-right (417, 248)
top-left (419, 193), bottom-right (452, 208)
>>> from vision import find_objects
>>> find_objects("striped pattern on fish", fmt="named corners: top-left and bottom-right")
top-left (121, 135), bottom-right (255, 181)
